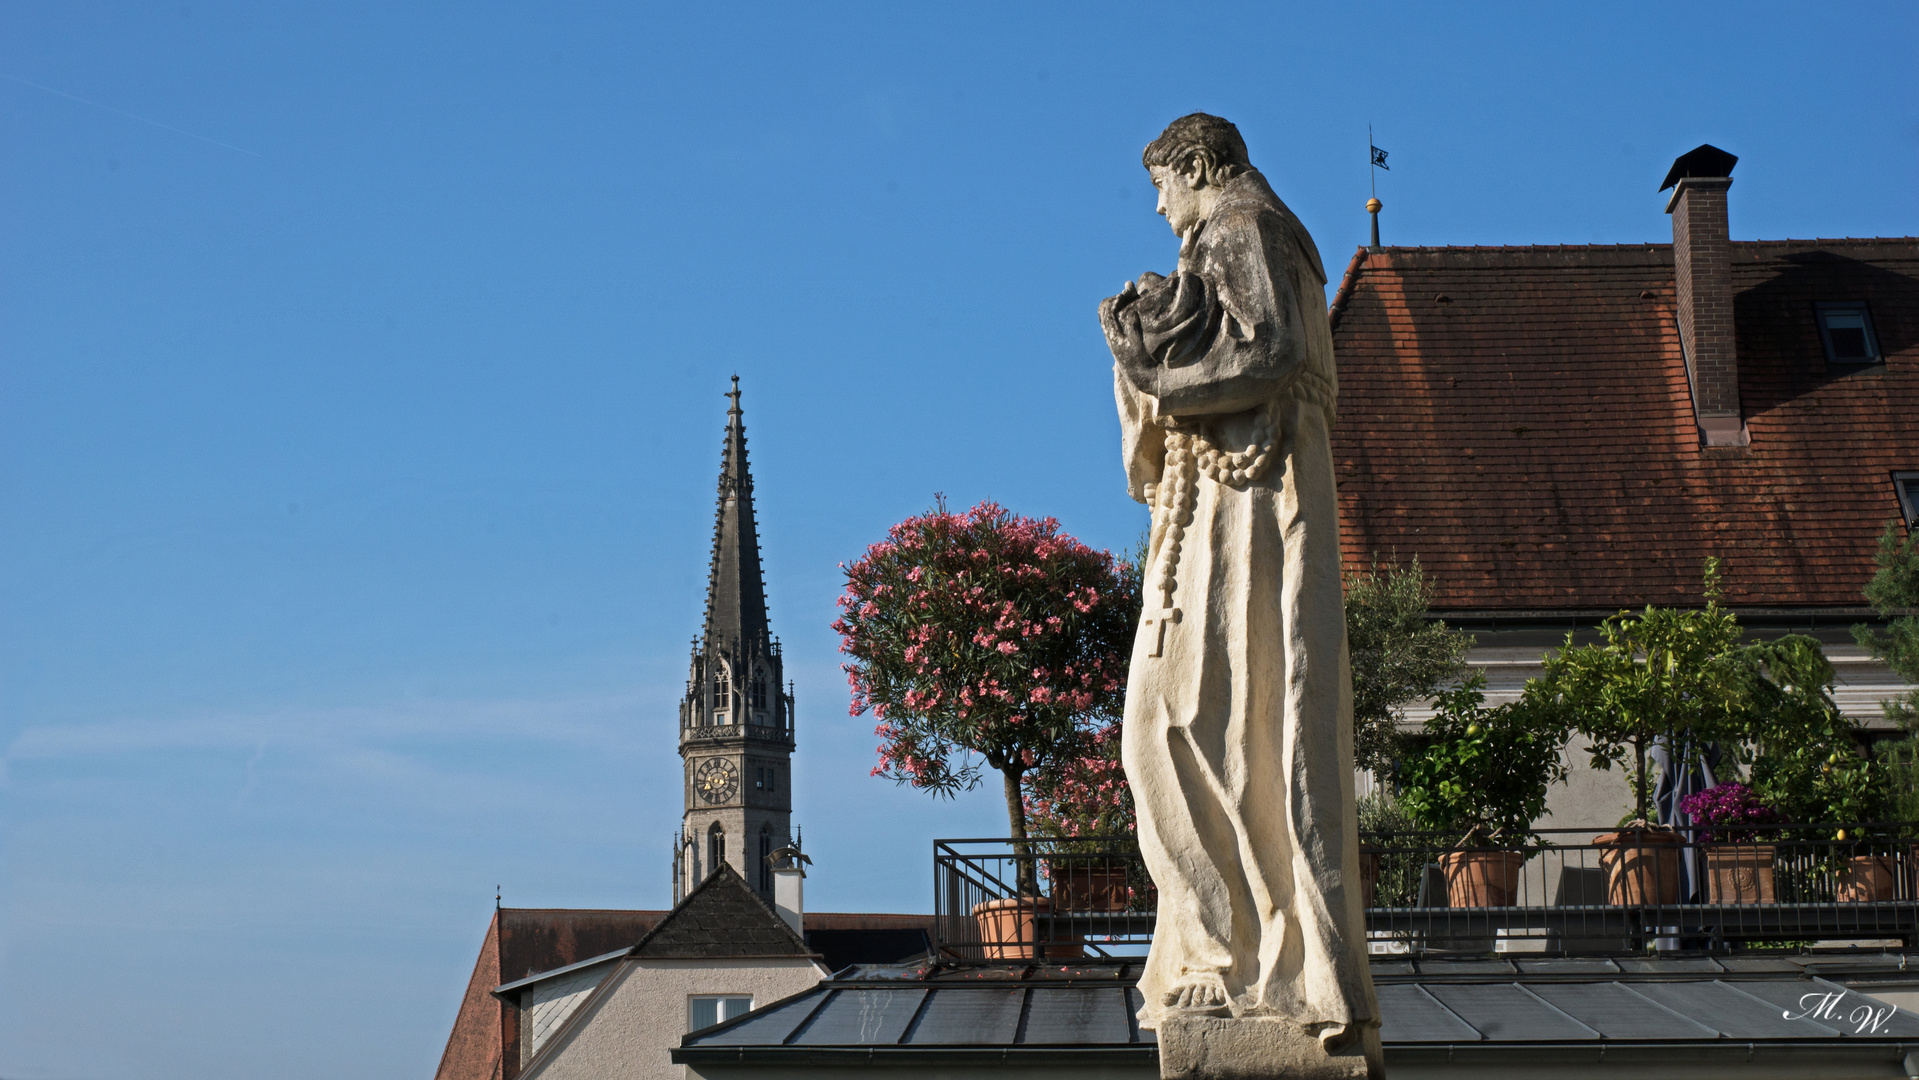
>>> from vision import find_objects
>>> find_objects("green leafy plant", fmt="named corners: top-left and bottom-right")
top-left (1854, 523), bottom-right (1919, 729)
top-left (1855, 525), bottom-right (1919, 821)
top-left (1396, 672), bottom-right (1569, 846)
top-left (1742, 634), bottom-right (1890, 833)
top-left (1345, 557), bottom-right (1473, 775)
top-left (1535, 559), bottom-right (1753, 824)
top-left (1358, 790), bottom-right (1424, 907)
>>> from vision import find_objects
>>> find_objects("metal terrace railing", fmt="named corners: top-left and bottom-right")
top-left (934, 826), bottom-right (1919, 962)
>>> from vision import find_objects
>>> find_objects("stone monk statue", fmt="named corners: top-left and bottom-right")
top-left (1099, 113), bottom-right (1381, 1078)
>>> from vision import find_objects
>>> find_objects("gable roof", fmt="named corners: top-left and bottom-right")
top-left (435, 906), bottom-right (926, 1080)
top-left (631, 861), bottom-right (817, 960)
top-left (433, 907), bottom-right (668, 1080)
top-left (1329, 238), bottom-right (1919, 613)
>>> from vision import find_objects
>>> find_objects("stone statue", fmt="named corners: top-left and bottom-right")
top-left (1099, 114), bottom-right (1382, 1078)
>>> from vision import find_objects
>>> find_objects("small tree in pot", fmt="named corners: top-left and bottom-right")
top-left (1397, 673), bottom-right (1569, 906)
top-left (1532, 561), bottom-right (1757, 905)
top-left (1539, 560), bottom-right (1752, 827)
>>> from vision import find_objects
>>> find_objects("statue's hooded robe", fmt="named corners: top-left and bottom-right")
top-left (1099, 168), bottom-right (1379, 1039)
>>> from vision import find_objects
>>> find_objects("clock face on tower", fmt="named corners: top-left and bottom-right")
top-left (695, 757), bottom-right (739, 804)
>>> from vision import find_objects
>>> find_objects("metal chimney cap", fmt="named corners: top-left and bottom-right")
top-left (1660, 144), bottom-right (1738, 191)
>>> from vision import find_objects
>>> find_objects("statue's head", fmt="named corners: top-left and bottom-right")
top-left (1142, 113), bottom-right (1252, 235)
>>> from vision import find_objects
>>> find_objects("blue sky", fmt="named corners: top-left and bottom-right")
top-left (2, 2), bottom-right (1914, 1077)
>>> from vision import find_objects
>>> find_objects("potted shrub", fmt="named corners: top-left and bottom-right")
top-left (1857, 524), bottom-right (1919, 898)
top-left (1537, 560), bottom-right (1751, 907)
top-left (834, 500), bottom-right (1139, 956)
top-left (1398, 674), bottom-right (1568, 907)
top-left (1743, 635), bottom-right (1899, 902)
top-left (1680, 782), bottom-right (1784, 904)
top-left (1357, 791), bottom-right (1425, 910)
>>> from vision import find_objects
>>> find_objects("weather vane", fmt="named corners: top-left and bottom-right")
top-left (1367, 124), bottom-right (1389, 250)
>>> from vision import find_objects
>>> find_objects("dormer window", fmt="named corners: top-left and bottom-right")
top-left (1816, 302), bottom-right (1882, 365)
top-left (1896, 472), bottom-right (1919, 530)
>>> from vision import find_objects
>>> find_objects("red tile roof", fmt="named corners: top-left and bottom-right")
top-left (1329, 239), bottom-right (1919, 612)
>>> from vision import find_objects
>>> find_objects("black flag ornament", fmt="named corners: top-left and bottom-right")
top-left (1370, 145), bottom-right (1390, 170)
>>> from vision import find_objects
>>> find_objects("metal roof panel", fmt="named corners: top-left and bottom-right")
top-left (1422, 983), bottom-right (1600, 1041)
top-left (789, 988), bottom-right (928, 1045)
top-left (1020, 987), bottom-right (1134, 1045)
top-left (1525, 982), bottom-right (1718, 1039)
top-left (1627, 980), bottom-right (1838, 1038)
top-left (1375, 984), bottom-right (1483, 1042)
top-left (1718, 978), bottom-right (1919, 1037)
top-left (904, 987), bottom-right (1025, 1045)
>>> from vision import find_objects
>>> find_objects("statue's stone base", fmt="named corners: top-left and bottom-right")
top-left (1157, 1016), bottom-right (1383, 1080)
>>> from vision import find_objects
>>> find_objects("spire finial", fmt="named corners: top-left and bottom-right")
top-left (727, 375), bottom-right (742, 414)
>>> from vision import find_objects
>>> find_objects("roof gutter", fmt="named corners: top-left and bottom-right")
top-left (1391, 1040), bottom-right (1919, 1079)
top-left (675, 1041), bottom-right (1919, 1077)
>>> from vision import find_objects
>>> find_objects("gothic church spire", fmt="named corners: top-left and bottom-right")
top-left (702, 375), bottom-right (770, 652)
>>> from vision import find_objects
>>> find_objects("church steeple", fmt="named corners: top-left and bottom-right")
top-left (674, 378), bottom-right (795, 904)
top-left (702, 376), bottom-right (770, 653)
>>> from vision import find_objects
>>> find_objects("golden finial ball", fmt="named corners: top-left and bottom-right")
top-left (1366, 197), bottom-right (1383, 214)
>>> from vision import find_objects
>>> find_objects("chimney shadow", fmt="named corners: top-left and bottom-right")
top-left (1734, 247), bottom-right (1916, 417)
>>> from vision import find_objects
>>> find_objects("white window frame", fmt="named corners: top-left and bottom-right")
top-left (688, 994), bottom-right (754, 1032)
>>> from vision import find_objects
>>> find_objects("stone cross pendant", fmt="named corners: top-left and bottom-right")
top-left (1143, 608), bottom-right (1183, 658)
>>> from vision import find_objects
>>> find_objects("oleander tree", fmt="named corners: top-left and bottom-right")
top-left (834, 500), bottom-right (1140, 856)
top-left (1023, 718), bottom-right (1133, 841)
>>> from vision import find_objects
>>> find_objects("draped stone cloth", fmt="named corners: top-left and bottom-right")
top-left (1099, 170), bottom-right (1379, 1037)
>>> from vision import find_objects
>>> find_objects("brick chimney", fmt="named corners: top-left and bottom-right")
top-left (1662, 144), bottom-right (1746, 448)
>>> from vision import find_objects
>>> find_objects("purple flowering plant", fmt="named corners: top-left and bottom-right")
top-left (1678, 782), bottom-right (1785, 843)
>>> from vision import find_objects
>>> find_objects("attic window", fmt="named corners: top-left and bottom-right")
top-left (1897, 473), bottom-right (1919, 529)
top-left (689, 995), bottom-right (753, 1032)
top-left (1816, 303), bottom-right (1882, 364)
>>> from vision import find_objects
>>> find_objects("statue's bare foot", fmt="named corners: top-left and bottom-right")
top-left (1161, 974), bottom-right (1230, 1016)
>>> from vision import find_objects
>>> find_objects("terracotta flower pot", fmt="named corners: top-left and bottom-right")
top-left (1593, 829), bottom-right (1682, 906)
top-left (1360, 849), bottom-right (1382, 909)
top-left (1048, 862), bottom-right (1131, 913)
top-left (1703, 843), bottom-right (1776, 904)
top-left (971, 896), bottom-right (1083, 960)
top-left (1439, 849), bottom-right (1525, 907)
top-left (1838, 854), bottom-right (1897, 902)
